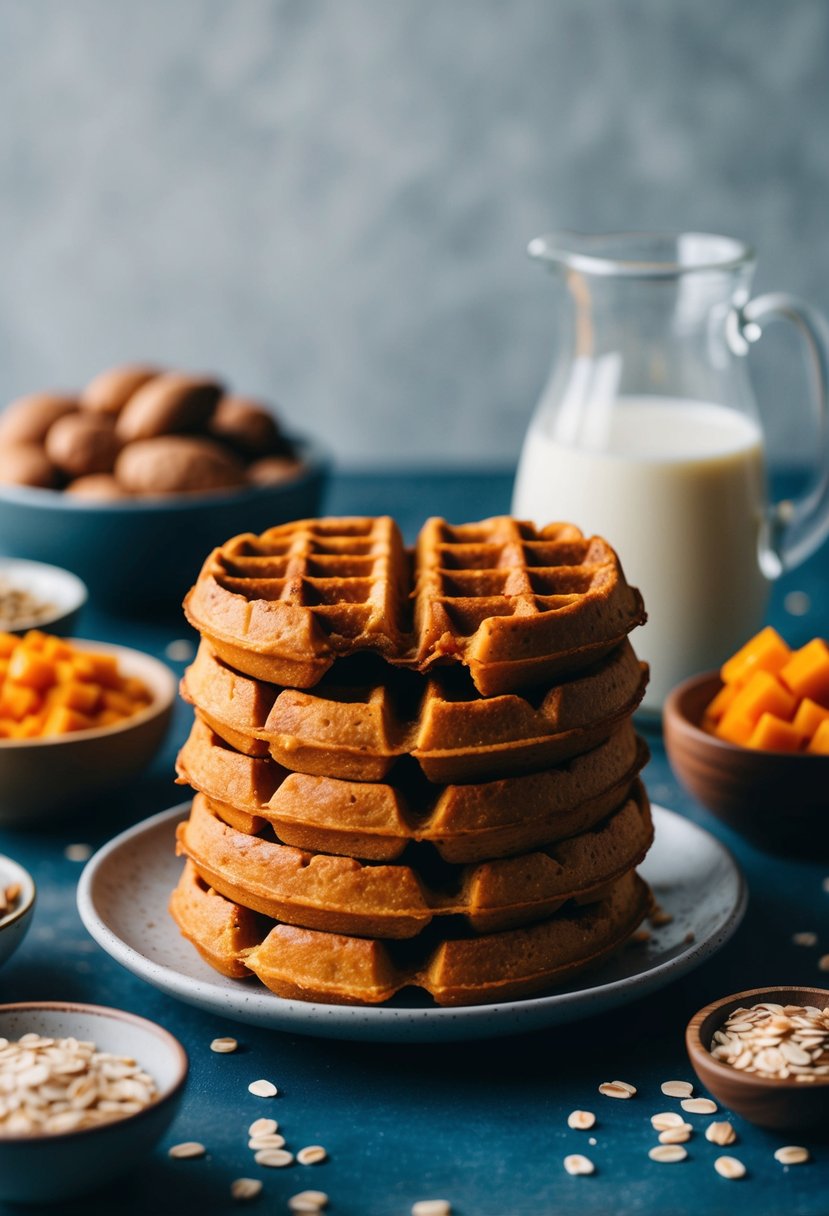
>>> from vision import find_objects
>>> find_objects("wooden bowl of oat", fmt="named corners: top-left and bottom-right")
top-left (0, 1002), bottom-right (187, 1203)
top-left (686, 986), bottom-right (829, 1129)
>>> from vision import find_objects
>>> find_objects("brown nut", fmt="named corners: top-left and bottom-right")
top-left (247, 455), bottom-right (306, 486)
top-left (0, 443), bottom-right (58, 488)
top-left (65, 474), bottom-right (130, 501)
top-left (0, 394), bottom-right (78, 445)
top-left (115, 373), bottom-right (222, 443)
top-left (208, 395), bottom-right (285, 458)
top-left (45, 412), bottom-right (121, 477)
top-left (81, 363), bottom-right (160, 416)
top-left (115, 436), bottom-right (246, 496)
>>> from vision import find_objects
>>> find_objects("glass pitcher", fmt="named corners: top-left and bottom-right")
top-left (511, 231), bottom-right (829, 711)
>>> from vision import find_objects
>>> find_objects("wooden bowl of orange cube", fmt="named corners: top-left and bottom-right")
top-left (663, 627), bottom-right (829, 857)
top-left (0, 631), bottom-right (175, 825)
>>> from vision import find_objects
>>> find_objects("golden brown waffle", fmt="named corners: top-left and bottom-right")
top-left (170, 860), bottom-right (651, 1005)
top-left (176, 714), bottom-right (649, 862)
top-left (181, 638), bottom-right (647, 782)
top-left (183, 516), bottom-right (645, 696)
top-left (175, 789), bottom-right (652, 938)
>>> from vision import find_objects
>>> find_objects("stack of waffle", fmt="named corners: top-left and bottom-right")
top-left (170, 516), bottom-right (653, 1006)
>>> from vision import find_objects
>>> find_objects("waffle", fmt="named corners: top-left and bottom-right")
top-left (170, 860), bottom-right (651, 1005)
top-left (181, 638), bottom-right (647, 782)
top-left (175, 788), bottom-right (652, 938)
top-left (183, 516), bottom-right (645, 696)
top-left (176, 714), bottom-right (649, 862)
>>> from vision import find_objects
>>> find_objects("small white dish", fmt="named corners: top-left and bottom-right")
top-left (0, 640), bottom-right (176, 826)
top-left (0, 854), bottom-right (35, 967)
top-left (77, 802), bottom-right (746, 1043)
top-left (0, 1001), bottom-right (187, 1204)
top-left (0, 557), bottom-right (87, 635)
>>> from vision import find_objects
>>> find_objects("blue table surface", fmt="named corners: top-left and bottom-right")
top-left (1, 470), bottom-right (828, 1216)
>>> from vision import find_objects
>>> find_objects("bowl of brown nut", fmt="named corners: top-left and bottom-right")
top-left (0, 364), bottom-right (328, 610)
top-left (0, 1001), bottom-right (188, 1203)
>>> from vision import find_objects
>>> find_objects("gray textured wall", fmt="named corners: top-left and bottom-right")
top-left (1, 0), bottom-right (828, 467)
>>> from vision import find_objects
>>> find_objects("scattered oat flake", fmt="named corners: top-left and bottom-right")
top-left (648, 1144), bottom-right (687, 1163)
top-left (289, 1193), bottom-right (329, 1213)
top-left (297, 1145), bottom-right (328, 1165)
top-left (248, 1078), bottom-right (278, 1098)
top-left (715, 1155), bottom-right (746, 1179)
top-left (165, 639), bottom-right (196, 662)
top-left (651, 1112), bottom-right (686, 1130)
top-left (661, 1080), bottom-right (693, 1099)
top-left (567, 1110), bottom-right (596, 1130)
top-left (249, 1117), bottom-right (278, 1137)
top-left (774, 1145), bottom-right (810, 1165)
top-left (818, 955), bottom-right (829, 972)
top-left (658, 1125), bottom-right (692, 1144)
top-left (249, 1132), bottom-right (286, 1149)
top-left (706, 1121), bottom-right (737, 1146)
top-left (210, 1036), bottom-right (238, 1053)
top-left (255, 1147), bottom-right (294, 1167)
top-left (411, 1203), bottom-right (452, 1216)
top-left (563, 1153), bottom-right (595, 1175)
top-left (598, 1080), bottom-right (636, 1098)
top-left (231, 1177), bottom-right (263, 1201)
top-left (64, 843), bottom-right (92, 862)
top-left (792, 932), bottom-right (818, 947)
top-left (681, 1097), bottom-right (717, 1114)
top-left (168, 1141), bottom-right (206, 1159)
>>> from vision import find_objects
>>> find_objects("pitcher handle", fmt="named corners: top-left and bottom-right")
top-left (729, 291), bottom-right (829, 578)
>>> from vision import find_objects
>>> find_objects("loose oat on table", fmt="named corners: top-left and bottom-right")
top-left (231, 1177), bottom-right (263, 1201)
top-left (411, 1202), bottom-right (451, 1216)
top-left (249, 1117), bottom-right (278, 1137)
top-left (681, 1097), bottom-right (717, 1115)
top-left (792, 932), bottom-right (818, 947)
top-left (255, 1147), bottom-right (294, 1167)
top-left (210, 1036), bottom-right (238, 1054)
top-left (0, 1033), bottom-right (157, 1134)
top-left (648, 1144), bottom-right (687, 1163)
top-left (249, 1132), bottom-right (286, 1149)
top-left (297, 1145), bottom-right (328, 1165)
top-left (714, 1155), bottom-right (746, 1179)
top-left (289, 1192), bottom-right (329, 1212)
top-left (64, 843), bottom-right (93, 863)
top-left (651, 1112), bottom-right (686, 1131)
top-left (706, 1121), bottom-right (737, 1146)
top-left (567, 1110), bottom-right (596, 1130)
top-left (660, 1080), bottom-right (693, 1099)
top-left (248, 1078), bottom-right (278, 1098)
top-left (818, 955), bottom-right (829, 972)
top-left (598, 1080), bottom-right (636, 1098)
top-left (774, 1146), bottom-right (810, 1165)
top-left (658, 1125), bottom-right (693, 1144)
top-left (168, 1141), bottom-right (206, 1159)
top-left (563, 1153), bottom-right (595, 1176)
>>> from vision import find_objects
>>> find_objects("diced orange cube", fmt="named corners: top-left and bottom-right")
top-left (780, 638), bottom-right (829, 707)
top-left (792, 697), bottom-right (829, 740)
top-left (80, 653), bottom-right (120, 688)
top-left (21, 630), bottom-right (49, 652)
top-left (41, 706), bottom-right (94, 736)
top-left (807, 719), bottom-right (829, 755)
top-left (723, 669), bottom-right (797, 730)
top-left (93, 709), bottom-right (126, 728)
top-left (0, 633), bottom-right (17, 658)
top-left (58, 681), bottom-right (102, 714)
top-left (715, 706), bottom-right (756, 746)
top-left (41, 635), bottom-right (74, 662)
top-left (0, 683), bottom-right (41, 721)
top-left (101, 689), bottom-right (138, 716)
top-left (721, 626), bottom-right (792, 686)
top-left (703, 682), bottom-right (738, 724)
top-left (7, 648), bottom-right (56, 691)
top-left (746, 712), bottom-right (805, 752)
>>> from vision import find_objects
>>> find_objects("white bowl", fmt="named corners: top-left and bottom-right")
top-left (0, 557), bottom-right (87, 635)
top-left (0, 639), bottom-right (176, 826)
top-left (0, 1001), bottom-right (187, 1203)
top-left (0, 854), bottom-right (35, 967)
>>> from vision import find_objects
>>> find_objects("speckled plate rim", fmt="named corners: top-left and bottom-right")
top-left (76, 802), bottom-right (747, 1043)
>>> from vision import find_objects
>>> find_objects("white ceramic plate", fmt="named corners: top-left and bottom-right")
top-left (77, 803), bottom-right (746, 1043)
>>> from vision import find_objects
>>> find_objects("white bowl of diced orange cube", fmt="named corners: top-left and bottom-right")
top-left (663, 628), bottom-right (829, 856)
top-left (0, 630), bottom-right (175, 825)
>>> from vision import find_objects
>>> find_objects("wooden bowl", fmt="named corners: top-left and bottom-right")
top-left (686, 986), bottom-right (829, 1129)
top-left (663, 670), bottom-right (829, 857)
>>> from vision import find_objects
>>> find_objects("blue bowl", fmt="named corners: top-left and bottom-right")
top-left (0, 439), bottom-right (329, 613)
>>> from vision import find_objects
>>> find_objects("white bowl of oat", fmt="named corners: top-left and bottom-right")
top-left (0, 558), bottom-right (87, 636)
top-left (0, 1001), bottom-right (188, 1203)
top-left (0, 854), bottom-right (35, 968)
